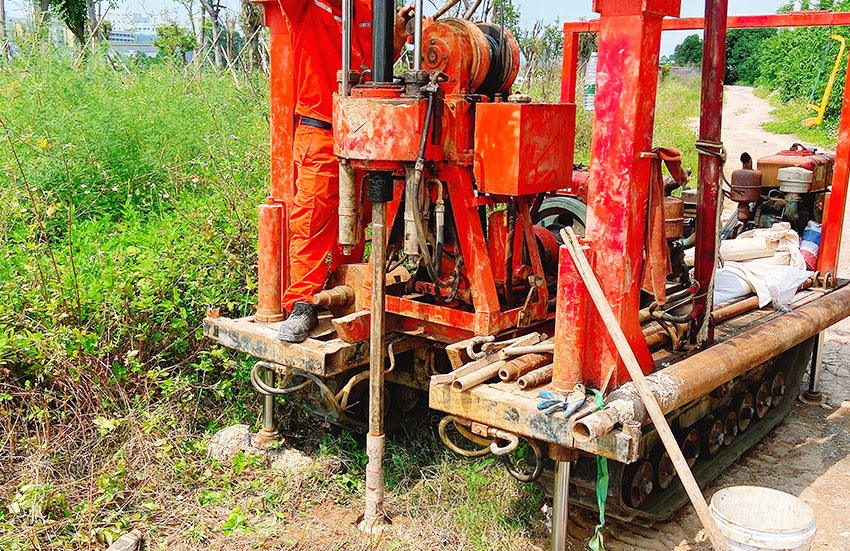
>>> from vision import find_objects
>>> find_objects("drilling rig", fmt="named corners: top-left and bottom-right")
top-left (204, 0), bottom-right (850, 546)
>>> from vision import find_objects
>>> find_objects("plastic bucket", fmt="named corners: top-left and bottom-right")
top-left (709, 486), bottom-right (817, 551)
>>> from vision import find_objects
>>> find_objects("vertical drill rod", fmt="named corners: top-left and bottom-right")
top-left (262, 364), bottom-right (276, 435)
top-left (372, 0), bottom-right (394, 83)
top-left (364, 200), bottom-right (388, 527)
top-left (551, 460), bottom-right (570, 551)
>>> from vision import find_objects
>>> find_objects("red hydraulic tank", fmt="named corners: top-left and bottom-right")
top-left (473, 102), bottom-right (576, 196)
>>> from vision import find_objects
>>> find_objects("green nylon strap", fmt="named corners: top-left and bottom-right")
top-left (587, 388), bottom-right (608, 551)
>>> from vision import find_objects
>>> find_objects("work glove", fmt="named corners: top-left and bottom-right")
top-left (537, 384), bottom-right (587, 418)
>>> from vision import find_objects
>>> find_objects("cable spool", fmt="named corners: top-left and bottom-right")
top-left (474, 22), bottom-right (520, 96)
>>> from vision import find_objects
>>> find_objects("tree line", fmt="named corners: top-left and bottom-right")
top-left (670, 0), bottom-right (850, 120)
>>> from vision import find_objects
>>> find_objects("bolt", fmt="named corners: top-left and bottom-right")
top-left (639, 479), bottom-right (653, 496)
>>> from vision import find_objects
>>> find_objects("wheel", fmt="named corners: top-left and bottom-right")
top-left (625, 460), bottom-right (654, 508)
top-left (533, 195), bottom-right (587, 241)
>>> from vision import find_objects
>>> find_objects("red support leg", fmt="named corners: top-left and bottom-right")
top-left (560, 31), bottom-right (579, 104)
top-left (581, 0), bottom-right (680, 390)
top-left (818, 54), bottom-right (850, 284)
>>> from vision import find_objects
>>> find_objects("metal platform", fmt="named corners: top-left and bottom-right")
top-left (428, 285), bottom-right (842, 464)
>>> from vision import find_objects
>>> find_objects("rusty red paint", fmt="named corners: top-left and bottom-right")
top-left (473, 103), bottom-right (576, 196)
top-left (259, 0), bottom-right (294, 293)
top-left (553, 245), bottom-right (586, 391)
top-left (693, 0), bottom-right (728, 340)
top-left (560, 31), bottom-right (580, 104)
top-left (334, 92), bottom-right (433, 162)
top-left (581, 0), bottom-right (673, 388)
top-left (257, 201), bottom-right (284, 320)
top-left (818, 57), bottom-right (850, 281)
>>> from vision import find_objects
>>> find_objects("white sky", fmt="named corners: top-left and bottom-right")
top-left (7, 0), bottom-right (789, 55)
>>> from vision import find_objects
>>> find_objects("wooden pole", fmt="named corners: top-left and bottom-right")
top-left (562, 228), bottom-right (729, 551)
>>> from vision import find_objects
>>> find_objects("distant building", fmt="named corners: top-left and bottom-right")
top-left (106, 12), bottom-right (157, 57)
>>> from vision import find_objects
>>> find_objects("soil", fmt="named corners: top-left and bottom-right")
top-left (583, 85), bottom-right (850, 551)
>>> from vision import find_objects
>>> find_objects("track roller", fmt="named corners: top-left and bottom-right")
top-left (654, 448), bottom-right (675, 490)
top-left (682, 428), bottom-right (701, 466)
top-left (716, 409), bottom-right (739, 446)
top-left (754, 381), bottom-right (772, 419)
top-left (733, 392), bottom-right (755, 432)
top-left (701, 417), bottom-right (724, 456)
top-left (771, 371), bottom-right (786, 407)
top-left (625, 460), bottom-right (654, 508)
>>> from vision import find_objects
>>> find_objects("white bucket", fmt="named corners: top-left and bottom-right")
top-left (709, 486), bottom-right (817, 551)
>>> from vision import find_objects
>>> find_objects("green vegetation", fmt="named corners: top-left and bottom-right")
top-left (0, 26), bottom-right (704, 551)
top-left (673, 34), bottom-right (703, 67)
top-left (725, 28), bottom-right (777, 85)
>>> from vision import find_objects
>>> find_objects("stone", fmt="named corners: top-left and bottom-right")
top-left (836, 367), bottom-right (850, 378)
top-left (106, 529), bottom-right (142, 551)
top-left (207, 424), bottom-right (254, 462)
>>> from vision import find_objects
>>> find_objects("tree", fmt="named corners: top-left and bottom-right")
top-left (155, 22), bottom-right (195, 64)
top-left (239, 0), bottom-right (263, 69)
top-left (51, 0), bottom-right (88, 45)
top-left (199, 0), bottom-right (225, 69)
top-left (672, 34), bottom-right (703, 66)
top-left (725, 28), bottom-right (776, 85)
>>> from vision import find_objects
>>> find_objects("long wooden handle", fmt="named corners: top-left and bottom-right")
top-left (562, 227), bottom-right (729, 551)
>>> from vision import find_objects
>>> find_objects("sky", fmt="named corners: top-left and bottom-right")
top-left (8, 0), bottom-right (790, 55)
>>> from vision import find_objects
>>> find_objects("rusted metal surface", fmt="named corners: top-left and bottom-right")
top-left (421, 19), bottom-right (491, 93)
top-left (473, 103), bottom-right (576, 196)
top-left (577, 282), bottom-right (850, 436)
top-left (313, 285), bottom-right (355, 308)
top-left (205, 315), bottom-right (421, 377)
top-left (663, 197), bottom-right (684, 241)
top-left (499, 353), bottom-right (551, 382)
top-left (553, 245), bottom-right (586, 391)
top-left (516, 363), bottom-right (553, 390)
top-left (581, 0), bottom-right (676, 389)
top-left (334, 92), bottom-right (430, 162)
top-left (256, 201), bottom-right (285, 322)
top-left (692, 0), bottom-right (727, 343)
top-left (429, 380), bottom-right (641, 462)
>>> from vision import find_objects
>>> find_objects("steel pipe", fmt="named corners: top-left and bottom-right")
top-left (802, 331), bottom-right (826, 403)
top-left (574, 284), bottom-right (850, 441)
top-left (551, 460), bottom-right (570, 551)
top-left (341, 0), bottom-right (353, 95)
top-left (256, 202), bottom-right (285, 322)
top-left (338, 160), bottom-right (358, 255)
top-left (692, 0), bottom-right (728, 343)
top-left (413, 0), bottom-right (423, 71)
top-left (371, 0), bottom-right (394, 83)
top-left (553, 245), bottom-right (586, 391)
top-left (363, 199), bottom-right (389, 530)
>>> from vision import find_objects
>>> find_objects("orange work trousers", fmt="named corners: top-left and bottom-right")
top-left (282, 124), bottom-right (364, 312)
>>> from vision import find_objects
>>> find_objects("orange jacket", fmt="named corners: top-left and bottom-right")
top-left (282, 0), bottom-right (374, 123)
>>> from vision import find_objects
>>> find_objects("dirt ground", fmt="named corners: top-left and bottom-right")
top-left (584, 85), bottom-right (850, 551)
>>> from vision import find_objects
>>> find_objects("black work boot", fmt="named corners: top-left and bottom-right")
top-left (277, 302), bottom-right (318, 343)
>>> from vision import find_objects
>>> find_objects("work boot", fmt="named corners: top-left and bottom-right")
top-left (278, 302), bottom-right (318, 343)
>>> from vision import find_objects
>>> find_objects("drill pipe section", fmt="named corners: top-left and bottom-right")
top-left (574, 283), bottom-right (850, 442)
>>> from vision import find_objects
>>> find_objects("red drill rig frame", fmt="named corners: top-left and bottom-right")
top-left (204, 0), bottom-right (850, 546)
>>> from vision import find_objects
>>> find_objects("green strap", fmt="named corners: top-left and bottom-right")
top-left (587, 389), bottom-right (608, 551)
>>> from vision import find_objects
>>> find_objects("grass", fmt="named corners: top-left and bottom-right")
top-left (0, 39), bottom-right (703, 551)
top-left (753, 84), bottom-right (840, 149)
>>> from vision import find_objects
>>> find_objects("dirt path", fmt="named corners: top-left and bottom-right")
top-left (589, 85), bottom-right (850, 551)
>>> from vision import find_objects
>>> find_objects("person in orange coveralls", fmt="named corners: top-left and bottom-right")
top-left (277, 0), bottom-right (414, 342)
